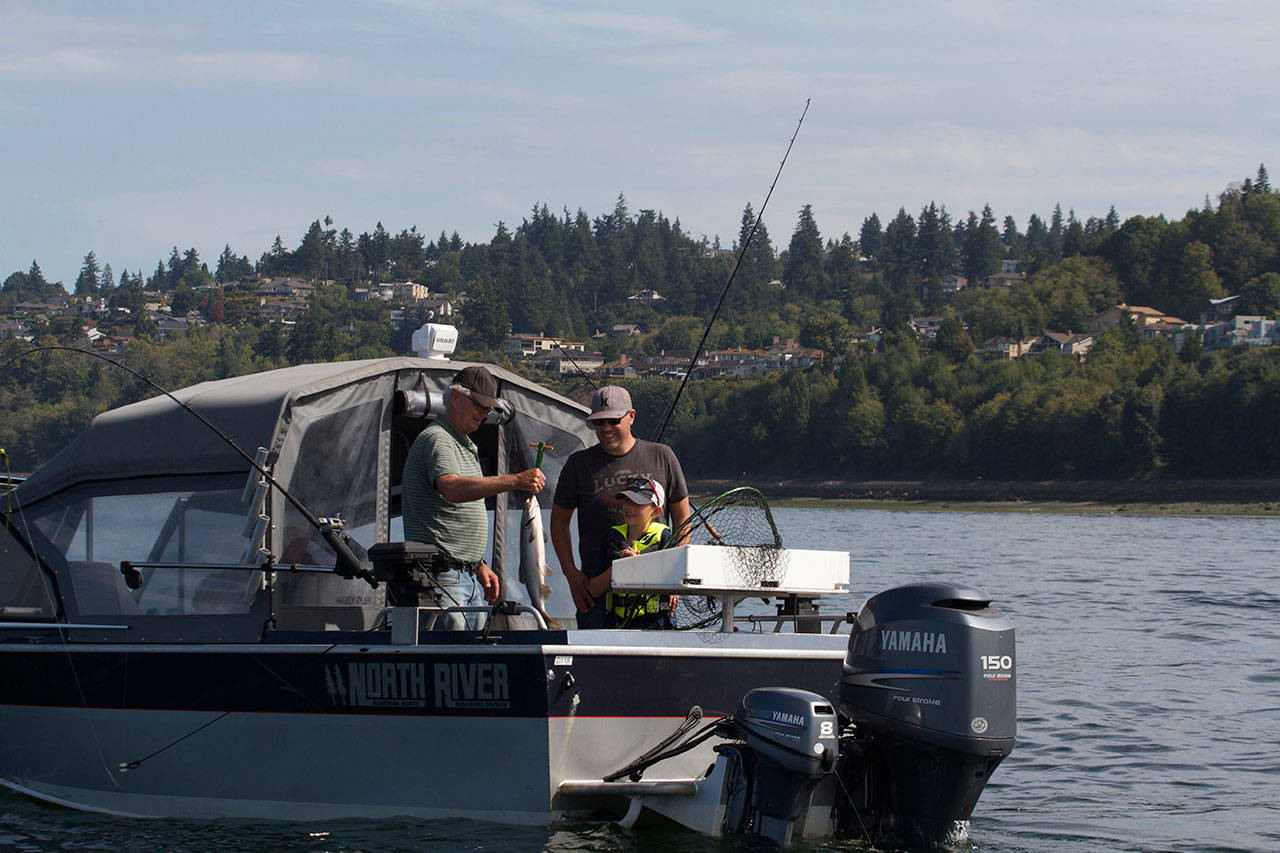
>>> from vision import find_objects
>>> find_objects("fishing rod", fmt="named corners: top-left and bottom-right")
top-left (0, 345), bottom-right (374, 587)
top-left (652, 98), bottom-right (810, 444)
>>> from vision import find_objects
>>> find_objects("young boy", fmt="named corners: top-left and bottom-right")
top-left (581, 477), bottom-right (672, 629)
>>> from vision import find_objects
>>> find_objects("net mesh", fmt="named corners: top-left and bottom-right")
top-left (667, 487), bottom-right (788, 630)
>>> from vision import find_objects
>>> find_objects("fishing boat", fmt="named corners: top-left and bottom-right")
top-left (0, 328), bottom-right (1015, 847)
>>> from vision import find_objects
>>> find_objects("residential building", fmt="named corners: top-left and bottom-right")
top-left (502, 334), bottom-right (585, 359)
top-left (1086, 304), bottom-right (1187, 334)
top-left (984, 272), bottom-right (1026, 289)
top-left (1202, 315), bottom-right (1278, 349)
top-left (627, 289), bottom-right (666, 305)
top-left (529, 350), bottom-right (604, 376)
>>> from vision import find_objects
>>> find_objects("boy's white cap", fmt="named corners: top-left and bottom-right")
top-left (617, 477), bottom-right (664, 509)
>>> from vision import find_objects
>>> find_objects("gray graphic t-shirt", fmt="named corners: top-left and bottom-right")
top-left (552, 438), bottom-right (688, 571)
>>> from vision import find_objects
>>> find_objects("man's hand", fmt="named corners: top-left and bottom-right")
top-left (563, 566), bottom-right (594, 612)
top-left (477, 562), bottom-right (500, 602)
top-left (514, 467), bottom-right (546, 494)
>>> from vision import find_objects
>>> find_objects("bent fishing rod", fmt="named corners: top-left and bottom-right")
top-left (652, 97), bottom-right (810, 444)
top-left (0, 345), bottom-right (374, 586)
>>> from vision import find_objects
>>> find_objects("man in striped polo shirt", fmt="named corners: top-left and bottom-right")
top-left (402, 365), bottom-right (545, 629)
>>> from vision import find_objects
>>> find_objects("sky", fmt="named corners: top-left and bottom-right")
top-left (3, 0), bottom-right (1277, 287)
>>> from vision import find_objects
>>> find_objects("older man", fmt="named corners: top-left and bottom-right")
top-left (551, 386), bottom-right (690, 624)
top-left (402, 365), bottom-right (545, 629)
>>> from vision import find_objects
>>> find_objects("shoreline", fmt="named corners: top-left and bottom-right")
top-left (686, 477), bottom-right (1280, 516)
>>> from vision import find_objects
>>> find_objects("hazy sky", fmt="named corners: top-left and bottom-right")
top-left (3, 0), bottom-right (1277, 286)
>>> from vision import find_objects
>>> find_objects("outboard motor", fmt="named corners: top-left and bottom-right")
top-left (718, 688), bottom-right (838, 846)
top-left (835, 582), bottom-right (1016, 846)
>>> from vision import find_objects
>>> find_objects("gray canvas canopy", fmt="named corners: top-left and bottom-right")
top-left (7, 358), bottom-right (596, 633)
top-left (17, 358), bottom-right (592, 504)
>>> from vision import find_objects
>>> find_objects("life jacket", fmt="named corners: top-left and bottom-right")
top-left (607, 520), bottom-right (668, 623)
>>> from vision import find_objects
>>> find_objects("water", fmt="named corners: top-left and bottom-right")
top-left (3, 507), bottom-right (1277, 852)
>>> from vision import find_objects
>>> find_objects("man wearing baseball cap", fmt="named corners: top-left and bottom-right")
top-left (551, 385), bottom-right (690, 621)
top-left (402, 365), bottom-right (545, 629)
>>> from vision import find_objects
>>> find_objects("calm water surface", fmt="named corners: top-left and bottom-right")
top-left (2, 508), bottom-right (1277, 852)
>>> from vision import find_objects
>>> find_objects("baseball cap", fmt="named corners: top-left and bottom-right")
top-left (451, 365), bottom-right (500, 409)
top-left (587, 385), bottom-right (633, 421)
top-left (617, 477), bottom-right (665, 509)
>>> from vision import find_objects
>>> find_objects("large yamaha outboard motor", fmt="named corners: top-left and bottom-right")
top-left (835, 581), bottom-right (1016, 846)
top-left (718, 688), bottom-right (839, 846)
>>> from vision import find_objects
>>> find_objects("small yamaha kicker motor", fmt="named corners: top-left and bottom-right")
top-left (693, 582), bottom-right (1015, 847)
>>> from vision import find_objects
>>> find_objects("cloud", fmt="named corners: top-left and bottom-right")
top-left (0, 5), bottom-right (322, 86)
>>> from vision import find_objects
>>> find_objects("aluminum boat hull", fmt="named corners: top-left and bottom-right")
top-left (0, 629), bottom-right (845, 821)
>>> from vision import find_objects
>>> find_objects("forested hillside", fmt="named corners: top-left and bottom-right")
top-left (3, 168), bottom-right (1279, 479)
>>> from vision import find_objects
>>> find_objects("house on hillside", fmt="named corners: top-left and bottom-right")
top-left (502, 334), bottom-right (584, 359)
top-left (627, 289), bottom-right (666, 305)
top-left (984, 272), bottom-right (1026, 290)
top-left (910, 316), bottom-right (945, 340)
top-left (1028, 331), bottom-right (1095, 357)
top-left (1202, 315), bottom-right (1277, 349)
top-left (599, 354), bottom-right (640, 380)
top-left (1086, 304), bottom-right (1187, 334)
top-left (981, 336), bottom-right (1037, 359)
top-left (766, 338), bottom-right (824, 368)
top-left (941, 273), bottom-right (968, 294)
top-left (1200, 295), bottom-right (1242, 325)
top-left (529, 350), bottom-right (604, 376)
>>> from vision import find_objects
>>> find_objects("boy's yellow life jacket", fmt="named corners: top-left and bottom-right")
top-left (606, 520), bottom-right (669, 621)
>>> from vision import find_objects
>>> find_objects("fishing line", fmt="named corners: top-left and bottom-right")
top-left (0, 458), bottom-right (123, 788)
top-left (652, 98), bottom-right (810, 444)
top-left (552, 340), bottom-right (599, 392)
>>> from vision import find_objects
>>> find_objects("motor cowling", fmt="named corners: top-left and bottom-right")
top-left (724, 687), bottom-right (839, 846)
top-left (837, 582), bottom-right (1015, 842)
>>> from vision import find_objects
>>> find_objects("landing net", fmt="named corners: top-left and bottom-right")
top-left (667, 487), bottom-right (788, 631)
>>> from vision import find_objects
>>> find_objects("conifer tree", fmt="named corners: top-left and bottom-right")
top-left (75, 251), bottom-right (101, 295)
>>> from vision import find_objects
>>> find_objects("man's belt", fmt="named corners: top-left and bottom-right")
top-left (435, 554), bottom-right (483, 574)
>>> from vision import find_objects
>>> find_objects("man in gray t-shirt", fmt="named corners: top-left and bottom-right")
top-left (551, 386), bottom-right (690, 618)
top-left (402, 366), bottom-right (545, 628)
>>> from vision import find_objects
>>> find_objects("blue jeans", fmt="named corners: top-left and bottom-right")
top-left (428, 568), bottom-right (484, 630)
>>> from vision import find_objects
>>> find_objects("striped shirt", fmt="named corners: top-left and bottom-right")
top-left (401, 418), bottom-right (488, 563)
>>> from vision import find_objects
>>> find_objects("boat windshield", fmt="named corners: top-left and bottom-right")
top-left (22, 475), bottom-right (262, 618)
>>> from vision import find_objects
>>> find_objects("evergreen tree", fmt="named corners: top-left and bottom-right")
top-left (858, 213), bottom-right (883, 260)
top-left (1048, 204), bottom-right (1065, 261)
top-left (783, 204), bottom-right (826, 299)
top-left (916, 203), bottom-right (958, 282)
top-left (100, 263), bottom-right (114, 296)
top-left (961, 206), bottom-right (1002, 285)
top-left (27, 260), bottom-right (50, 295)
top-left (75, 251), bottom-right (102, 295)
top-left (881, 208), bottom-right (917, 296)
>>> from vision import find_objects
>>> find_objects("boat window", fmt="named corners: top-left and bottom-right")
top-left (0, 528), bottom-right (57, 618)
top-left (273, 399), bottom-right (383, 627)
top-left (26, 479), bottom-right (261, 617)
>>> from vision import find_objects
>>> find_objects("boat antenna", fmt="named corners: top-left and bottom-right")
top-left (0, 345), bottom-right (374, 586)
top-left (652, 97), bottom-right (810, 444)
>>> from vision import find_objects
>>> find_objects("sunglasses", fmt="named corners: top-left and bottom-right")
top-left (593, 416), bottom-right (625, 426)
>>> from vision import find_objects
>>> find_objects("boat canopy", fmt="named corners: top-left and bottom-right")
top-left (3, 358), bottom-right (595, 635)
